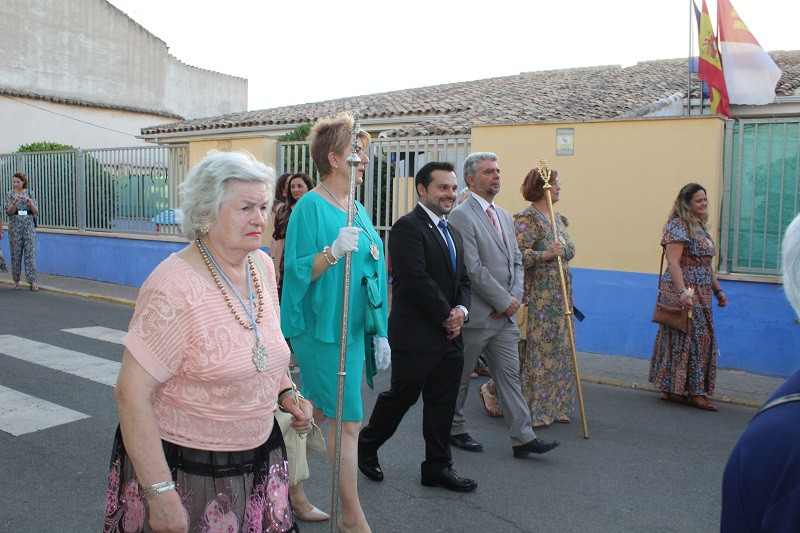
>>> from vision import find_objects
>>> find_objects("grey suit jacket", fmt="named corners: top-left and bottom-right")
top-left (447, 194), bottom-right (523, 329)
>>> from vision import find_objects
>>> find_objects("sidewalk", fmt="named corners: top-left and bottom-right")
top-left (0, 270), bottom-right (784, 408)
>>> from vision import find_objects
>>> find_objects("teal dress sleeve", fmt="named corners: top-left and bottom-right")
top-left (280, 193), bottom-right (388, 345)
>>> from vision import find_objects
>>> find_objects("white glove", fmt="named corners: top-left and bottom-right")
top-left (373, 337), bottom-right (391, 371)
top-left (330, 226), bottom-right (362, 260)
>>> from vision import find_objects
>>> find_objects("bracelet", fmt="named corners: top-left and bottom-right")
top-left (322, 246), bottom-right (338, 266)
top-left (142, 480), bottom-right (176, 499)
top-left (714, 289), bottom-right (724, 296)
top-left (278, 387), bottom-right (292, 399)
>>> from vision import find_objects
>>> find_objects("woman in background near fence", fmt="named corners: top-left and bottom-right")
top-left (0, 217), bottom-right (7, 272)
top-left (649, 183), bottom-right (728, 412)
top-left (269, 172), bottom-right (293, 282)
top-left (5, 172), bottom-right (39, 291)
top-left (273, 172), bottom-right (314, 298)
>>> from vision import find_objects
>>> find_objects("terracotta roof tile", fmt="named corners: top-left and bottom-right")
top-left (142, 52), bottom-right (800, 137)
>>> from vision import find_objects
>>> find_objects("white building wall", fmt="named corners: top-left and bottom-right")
top-left (0, 0), bottom-right (247, 119)
top-left (0, 97), bottom-right (175, 153)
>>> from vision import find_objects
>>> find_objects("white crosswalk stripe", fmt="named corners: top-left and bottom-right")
top-left (0, 334), bottom-right (120, 387)
top-left (62, 326), bottom-right (125, 344)
top-left (0, 332), bottom-right (124, 436)
top-left (0, 385), bottom-right (90, 436)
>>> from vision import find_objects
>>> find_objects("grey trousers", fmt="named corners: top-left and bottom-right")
top-left (450, 318), bottom-right (536, 447)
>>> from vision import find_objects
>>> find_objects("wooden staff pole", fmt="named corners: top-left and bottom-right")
top-left (538, 158), bottom-right (588, 439)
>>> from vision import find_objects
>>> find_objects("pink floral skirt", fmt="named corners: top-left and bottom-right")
top-left (103, 423), bottom-right (297, 533)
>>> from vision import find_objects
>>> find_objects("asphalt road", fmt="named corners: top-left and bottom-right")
top-left (0, 290), bottom-right (752, 532)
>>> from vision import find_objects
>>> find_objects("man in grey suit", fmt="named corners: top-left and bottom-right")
top-left (447, 152), bottom-right (559, 458)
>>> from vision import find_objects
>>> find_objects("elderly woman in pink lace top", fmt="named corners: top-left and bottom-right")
top-left (104, 151), bottom-right (312, 533)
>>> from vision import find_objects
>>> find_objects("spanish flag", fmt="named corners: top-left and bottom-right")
top-left (697, 0), bottom-right (730, 117)
top-left (717, 0), bottom-right (781, 105)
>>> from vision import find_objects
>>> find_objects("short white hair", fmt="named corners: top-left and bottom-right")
top-left (178, 151), bottom-right (275, 241)
top-left (782, 214), bottom-right (800, 315)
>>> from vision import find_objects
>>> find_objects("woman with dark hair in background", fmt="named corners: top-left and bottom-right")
top-left (269, 172), bottom-right (293, 282)
top-left (272, 173), bottom-right (314, 297)
top-left (649, 183), bottom-right (728, 411)
top-left (5, 171), bottom-right (39, 290)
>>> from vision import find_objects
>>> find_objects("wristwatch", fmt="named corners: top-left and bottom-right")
top-left (455, 305), bottom-right (469, 322)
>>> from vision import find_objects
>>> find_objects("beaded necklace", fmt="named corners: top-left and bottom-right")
top-left (196, 238), bottom-right (268, 372)
top-left (319, 181), bottom-right (380, 261)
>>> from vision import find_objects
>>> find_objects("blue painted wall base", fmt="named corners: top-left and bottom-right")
top-left (9, 234), bottom-right (797, 377)
top-left (572, 268), bottom-right (800, 378)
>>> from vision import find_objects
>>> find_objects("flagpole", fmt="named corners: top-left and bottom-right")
top-left (687, 0), bottom-right (693, 115)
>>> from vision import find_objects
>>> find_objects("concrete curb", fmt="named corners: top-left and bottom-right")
top-left (0, 279), bottom-right (137, 307)
top-left (580, 374), bottom-right (761, 409)
top-left (2, 277), bottom-right (764, 408)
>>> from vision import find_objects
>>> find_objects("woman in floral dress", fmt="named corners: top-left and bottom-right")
top-left (481, 167), bottom-right (576, 427)
top-left (649, 183), bottom-right (728, 411)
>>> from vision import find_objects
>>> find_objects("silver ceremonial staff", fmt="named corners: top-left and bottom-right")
top-left (538, 158), bottom-right (589, 439)
top-left (330, 114), bottom-right (362, 529)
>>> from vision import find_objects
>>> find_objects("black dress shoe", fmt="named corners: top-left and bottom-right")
top-left (512, 438), bottom-right (560, 458)
top-left (448, 432), bottom-right (484, 452)
top-left (421, 466), bottom-right (478, 492)
top-left (358, 457), bottom-right (384, 482)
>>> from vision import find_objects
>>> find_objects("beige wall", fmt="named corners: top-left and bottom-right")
top-left (471, 116), bottom-right (725, 274)
top-left (187, 137), bottom-right (279, 246)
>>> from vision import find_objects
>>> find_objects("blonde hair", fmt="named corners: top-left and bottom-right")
top-left (668, 182), bottom-right (709, 239)
top-left (308, 113), bottom-right (370, 178)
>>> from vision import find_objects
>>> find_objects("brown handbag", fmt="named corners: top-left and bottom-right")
top-left (651, 248), bottom-right (689, 334)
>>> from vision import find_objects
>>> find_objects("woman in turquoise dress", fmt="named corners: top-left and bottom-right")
top-left (280, 114), bottom-right (387, 533)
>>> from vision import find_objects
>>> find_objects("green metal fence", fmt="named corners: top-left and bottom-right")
top-left (721, 118), bottom-right (800, 276)
top-left (0, 145), bottom-right (188, 235)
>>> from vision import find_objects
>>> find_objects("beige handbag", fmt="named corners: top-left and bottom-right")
top-left (275, 372), bottom-right (325, 485)
top-left (516, 303), bottom-right (530, 337)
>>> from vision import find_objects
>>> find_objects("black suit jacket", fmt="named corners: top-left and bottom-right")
top-left (388, 204), bottom-right (471, 354)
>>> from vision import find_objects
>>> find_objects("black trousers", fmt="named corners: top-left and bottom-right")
top-left (359, 348), bottom-right (463, 476)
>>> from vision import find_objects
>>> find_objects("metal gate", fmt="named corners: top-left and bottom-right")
top-left (0, 145), bottom-right (189, 235)
top-left (278, 135), bottom-right (472, 239)
top-left (720, 118), bottom-right (800, 276)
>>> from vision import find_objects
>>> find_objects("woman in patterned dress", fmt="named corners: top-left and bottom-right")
top-left (105, 151), bottom-right (312, 533)
top-left (5, 172), bottom-right (39, 290)
top-left (480, 167), bottom-right (576, 427)
top-left (649, 183), bottom-right (728, 411)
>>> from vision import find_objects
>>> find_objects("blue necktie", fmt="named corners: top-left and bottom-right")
top-left (438, 219), bottom-right (456, 274)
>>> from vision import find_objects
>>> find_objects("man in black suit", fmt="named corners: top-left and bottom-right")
top-left (358, 161), bottom-right (476, 492)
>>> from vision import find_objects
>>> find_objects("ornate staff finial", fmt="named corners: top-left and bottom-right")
top-left (538, 158), bottom-right (552, 188)
top-left (347, 112), bottom-right (361, 168)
